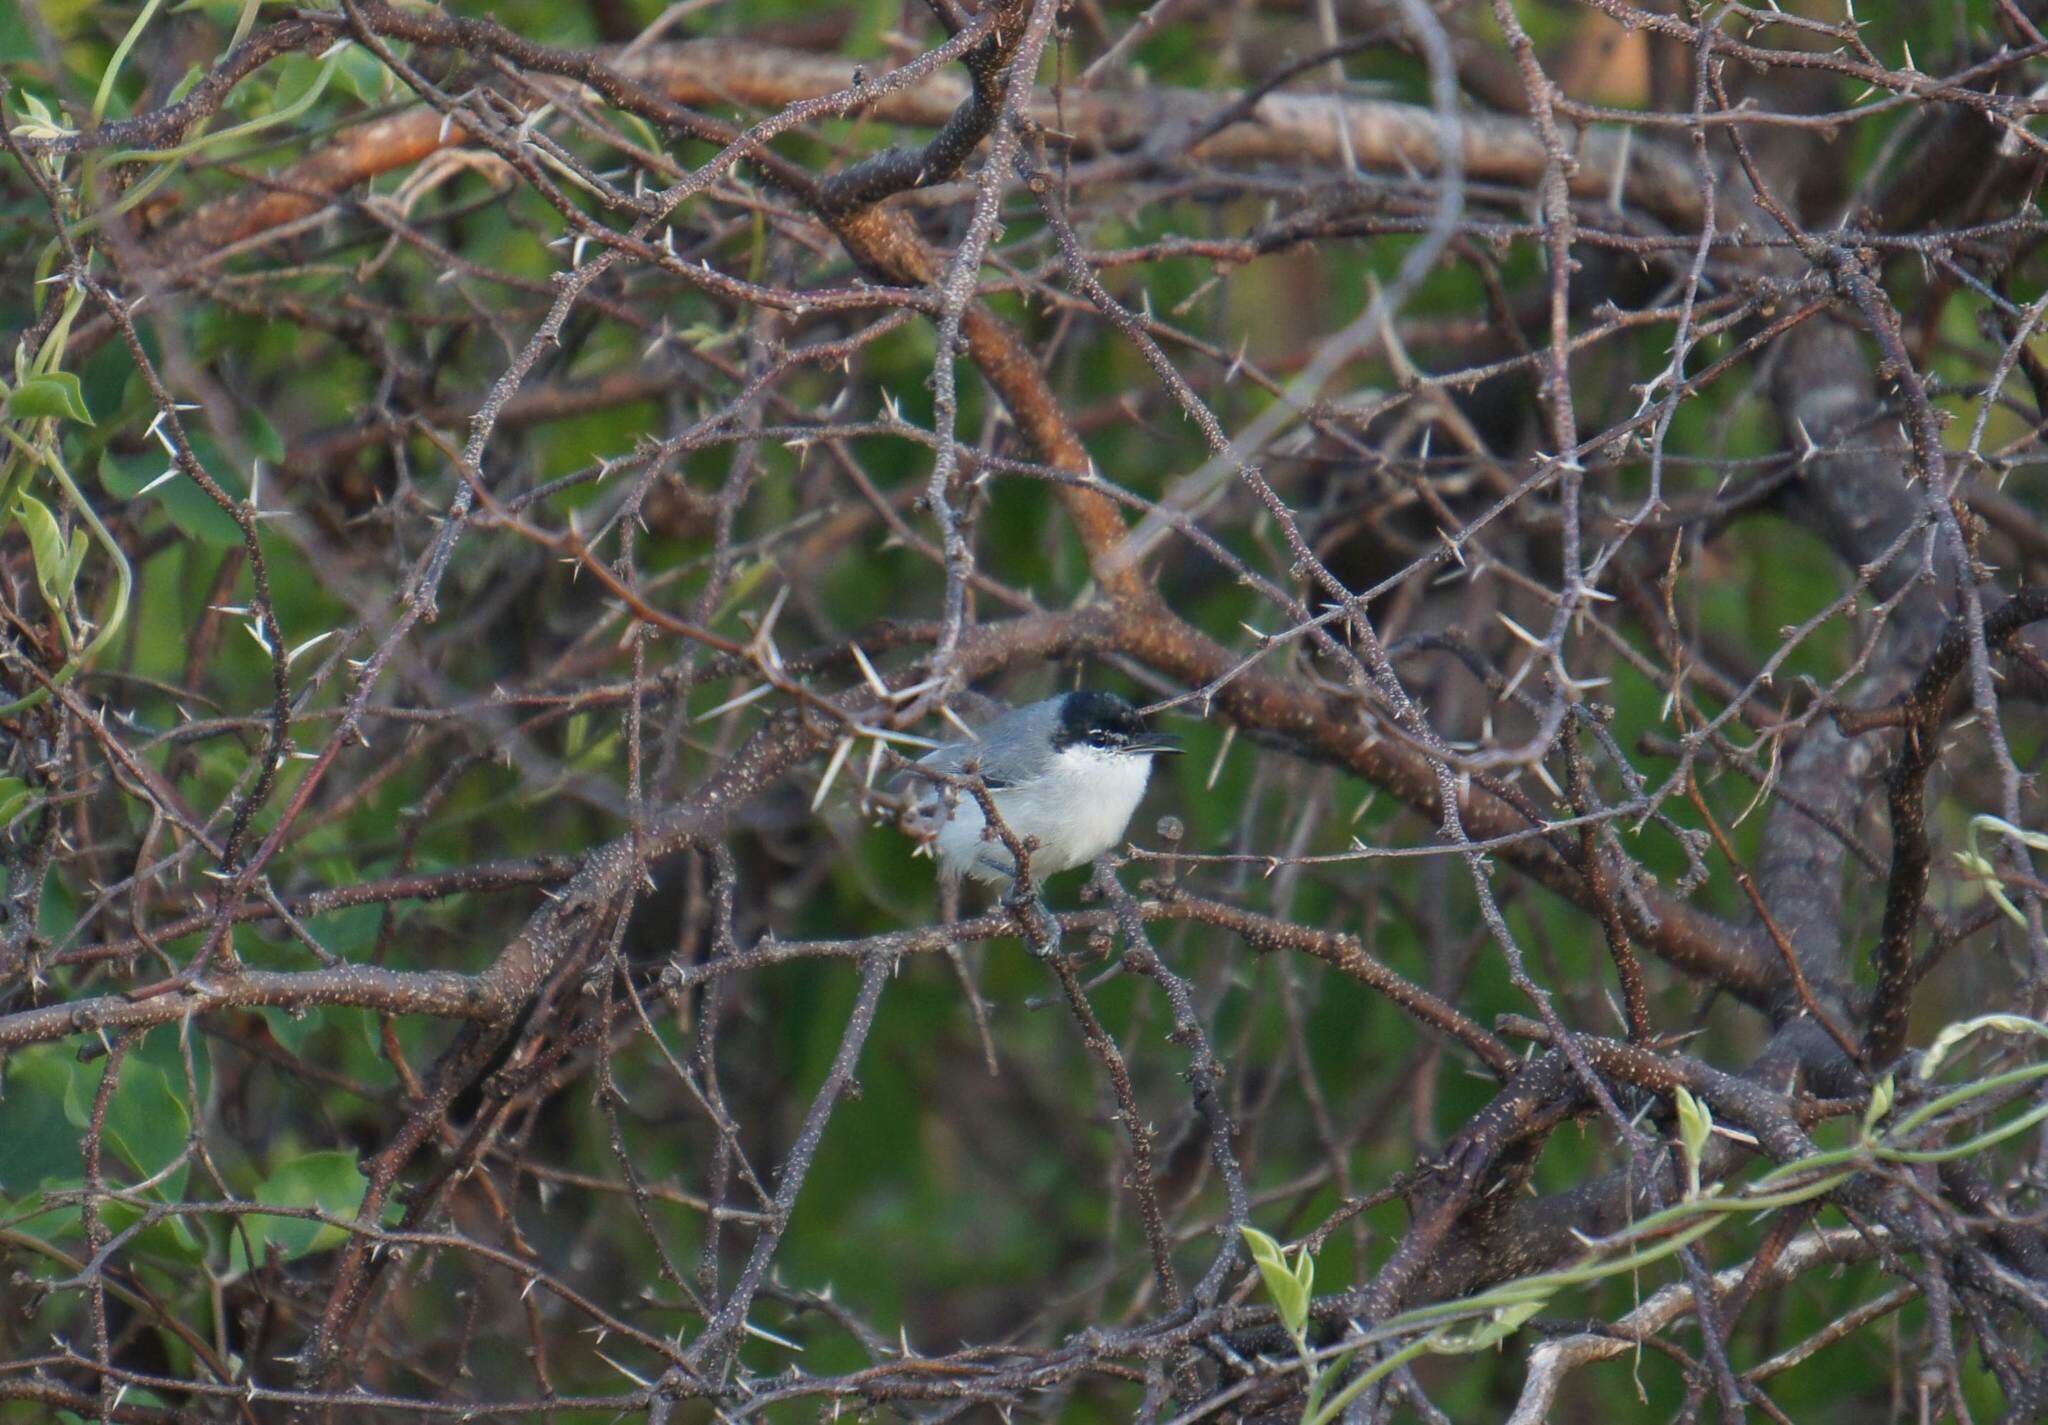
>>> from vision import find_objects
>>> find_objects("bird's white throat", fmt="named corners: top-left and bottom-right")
top-left (935, 744), bottom-right (1156, 883)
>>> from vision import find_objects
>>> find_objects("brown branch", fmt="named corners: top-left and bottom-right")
top-left (141, 30), bottom-right (1703, 265)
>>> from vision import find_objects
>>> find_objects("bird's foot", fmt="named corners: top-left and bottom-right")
top-left (1002, 883), bottom-right (1062, 960)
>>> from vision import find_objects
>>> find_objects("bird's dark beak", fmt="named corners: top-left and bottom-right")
top-left (1132, 731), bottom-right (1183, 755)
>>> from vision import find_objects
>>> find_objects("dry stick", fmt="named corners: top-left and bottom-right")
top-left (1464, 63), bottom-right (1695, 1408)
top-left (282, 604), bottom-right (1083, 1401)
top-left (672, 951), bottom-right (892, 1381)
top-left (55, 859), bottom-right (578, 972)
top-left (287, 4), bottom-right (826, 1387)
top-left (1099, 874), bottom-right (1253, 1310)
top-left (1704, 62), bottom-right (2041, 1073)
top-left (0, 620), bottom-right (1072, 1051)
top-left (73, 29), bottom-right (1705, 266)
top-left (1836, 256), bottom-right (2045, 1046)
top-left (1560, 727), bottom-right (1654, 1043)
top-left (1151, 894), bottom-right (1516, 1078)
top-left (1463, 50), bottom-right (1671, 1177)
top-left (70, 278), bottom-right (293, 945)
top-left (1048, 956), bottom-right (1192, 1355)
top-left (78, 1034), bottom-right (129, 1425)
top-left (913, 0), bottom-right (1056, 680)
top-left (646, 889), bottom-right (1516, 1075)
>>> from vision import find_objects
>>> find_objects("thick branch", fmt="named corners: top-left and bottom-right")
top-left (1865, 586), bottom-right (2048, 1063)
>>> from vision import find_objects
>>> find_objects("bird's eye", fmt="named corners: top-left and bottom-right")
top-left (1088, 729), bottom-right (1119, 748)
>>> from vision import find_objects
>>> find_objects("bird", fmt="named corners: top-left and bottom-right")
top-left (897, 690), bottom-right (1182, 886)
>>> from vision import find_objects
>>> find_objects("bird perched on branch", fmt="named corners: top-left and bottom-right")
top-left (898, 690), bottom-right (1181, 886)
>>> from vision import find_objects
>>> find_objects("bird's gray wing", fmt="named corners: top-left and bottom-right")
top-left (893, 698), bottom-right (1060, 792)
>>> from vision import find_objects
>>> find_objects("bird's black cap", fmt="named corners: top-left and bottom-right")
top-left (1054, 691), bottom-right (1182, 755)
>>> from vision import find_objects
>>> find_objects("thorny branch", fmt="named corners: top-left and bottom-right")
top-left (7, 2), bottom-right (2048, 1422)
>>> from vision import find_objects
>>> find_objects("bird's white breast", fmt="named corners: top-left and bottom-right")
top-left (930, 746), bottom-right (1155, 883)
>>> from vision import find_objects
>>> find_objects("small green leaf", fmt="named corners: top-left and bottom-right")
top-left (8, 370), bottom-right (93, 424)
top-left (247, 406), bottom-right (287, 463)
top-left (331, 43), bottom-right (396, 104)
top-left (1863, 1072), bottom-right (1895, 1137)
top-left (166, 62), bottom-right (206, 104)
top-left (1240, 1223), bottom-right (1284, 1269)
top-left (677, 321), bottom-right (738, 353)
top-left (1970, 814), bottom-right (2048, 854)
top-left (15, 492), bottom-right (76, 610)
top-left (1267, 1265), bottom-right (1307, 1336)
top-left (1240, 1224), bottom-right (1308, 1334)
top-left (57, 526), bottom-right (88, 605)
top-left (0, 776), bottom-right (29, 825)
top-left (9, 89), bottom-right (74, 142)
top-left (1961, 816), bottom-right (2048, 928)
top-left (615, 111), bottom-right (661, 155)
top-left (269, 53), bottom-right (333, 112)
top-left (1672, 1085), bottom-right (1712, 1197)
top-left (1954, 848), bottom-right (2025, 927)
top-left (1919, 1012), bottom-right (2048, 1081)
top-left (711, 556), bottom-right (778, 625)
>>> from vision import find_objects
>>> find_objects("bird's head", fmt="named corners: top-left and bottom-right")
top-left (1053, 691), bottom-right (1182, 758)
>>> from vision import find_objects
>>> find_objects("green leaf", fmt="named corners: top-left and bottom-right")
top-left (101, 447), bottom-right (244, 548)
top-left (306, 903), bottom-right (382, 959)
top-left (270, 52), bottom-right (336, 112)
top-left (8, 89), bottom-right (73, 142)
top-left (1918, 1011), bottom-right (2048, 1081)
top-left (50, 1054), bottom-right (190, 1202)
top-left (235, 1149), bottom-right (372, 1268)
top-left (1863, 1072), bottom-right (1895, 1137)
top-left (1672, 1085), bottom-right (1712, 1198)
top-left (0, 775), bottom-right (30, 824)
top-left (614, 110), bottom-right (662, 156)
top-left (0, 6), bottom-right (35, 67)
top-left (247, 406), bottom-right (286, 463)
top-left (38, 862), bottom-right (75, 944)
top-left (331, 43), bottom-right (396, 105)
top-left (1240, 1224), bottom-right (1308, 1334)
top-left (0, 1046), bottom-right (92, 1202)
top-left (1961, 817), bottom-right (2048, 928)
top-left (1240, 1223), bottom-right (1284, 1269)
top-left (166, 62), bottom-right (207, 104)
top-left (711, 556), bottom-right (778, 625)
top-left (15, 492), bottom-right (76, 610)
top-left (106, 1060), bottom-right (190, 1196)
top-left (8, 371), bottom-right (93, 424)
top-left (100, 1195), bottom-right (204, 1264)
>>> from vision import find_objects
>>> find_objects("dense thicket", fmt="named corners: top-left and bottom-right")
top-left (7, 2), bottom-right (2048, 1421)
